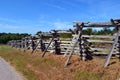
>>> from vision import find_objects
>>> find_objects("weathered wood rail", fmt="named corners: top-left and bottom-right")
top-left (7, 18), bottom-right (120, 67)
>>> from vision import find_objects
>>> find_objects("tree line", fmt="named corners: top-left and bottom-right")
top-left (0, 28), bottom-right (115, 44)
top-left (83, 28), bottom-right (115, 35)
top-left (0, 33), bottom-right (30, 44)
top-left (59, 28), bottom-right (115, 38)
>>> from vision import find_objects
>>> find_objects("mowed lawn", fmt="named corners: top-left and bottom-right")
top-left (0, 45), bottom-right (111, 80)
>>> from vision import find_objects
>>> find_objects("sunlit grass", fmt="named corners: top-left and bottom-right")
top-left (0, 45), bottom-right (113, 80)
top-left (0, 45), bottom-right (37, 80)
top-left (0, 45), bottom-right (61, 80)
top-left (75, 71), bottom-right (103, 80)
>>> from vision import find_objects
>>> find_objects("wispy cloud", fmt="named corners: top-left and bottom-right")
top-left (0, 18), bottom-right (18, 23)
top-left (0, 24), bottom-right (21, 29)
top-left (53, 22), bottom-right (72, 30)
top-left (57, 0), bottom-right (77, 7)
top-left (35, 15), bottom-right (73, 31)
top-left (0, 23), bottom-right (42, 34)
top-left (72, 0), bottom-right (120, 22)
top-left (0, 17), bottom-right (35, 25)
top-left (44, 3), bottom-right (66, 10)
top-left (74, 0), bottom-right (98, 4)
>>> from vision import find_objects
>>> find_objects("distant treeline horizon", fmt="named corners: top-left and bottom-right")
top-left (83, 28), bottom-right (115, 35)
top-left (36, 28), bottom-right (115, 38)
top-left (0, 33), bottom-right (30, 44)
top-left (0, 28), bottom-right (115, 44)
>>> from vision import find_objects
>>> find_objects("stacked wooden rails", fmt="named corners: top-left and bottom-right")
top-left (7, 18), bottom-right (120, 67)
top-left (9, 35), bottom-right (119, 55)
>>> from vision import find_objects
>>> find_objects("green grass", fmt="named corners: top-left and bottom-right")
top-left (0, 45), bottom-right (107, 80)
top-left (75, 71), bottom-right (102, 80)
top-left (0, 45), bottom-right (59, 80)
top-left (0, 45), bottom-right (37, 80)
top-left (32, 57), bottom-right (58, 66)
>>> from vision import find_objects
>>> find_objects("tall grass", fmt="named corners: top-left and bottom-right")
top-left (0, 45), bottom-right (37, 80)
top-left (75, 71), bottom-right (102, 80)
top-left (0, 45), bottom-right (60, 80)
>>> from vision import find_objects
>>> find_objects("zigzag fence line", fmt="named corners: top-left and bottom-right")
top-left (7, 18), bottom-right (120, 67)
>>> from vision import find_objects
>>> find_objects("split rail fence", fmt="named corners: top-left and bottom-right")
top-left (7, 18), bottom-right (120, 67)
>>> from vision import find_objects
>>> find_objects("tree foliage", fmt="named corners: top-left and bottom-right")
top-left (83, 28), bottom-right (114, 35)
top-left (1, 28), bottom-right (115, 44)
top-left (59, 33), bottom-right (72, 38)
top-left (0, 33), bottom-right (30, 44)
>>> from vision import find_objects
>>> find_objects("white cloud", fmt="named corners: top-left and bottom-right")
top-left (53, 22), bottom-right (72, 30)
top-left (0, 18), bottom-right (18, 23)
top-left (0, 24), bottom-right (21, 29)
top-left (0, 17), bottom-right (35, 25)
top-left (44, 3), bottom-right (66, 10)
top-left (57, 0), bottom-right (78, 7)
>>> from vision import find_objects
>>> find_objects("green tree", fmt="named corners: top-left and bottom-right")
top-left (0, 33), bottom-right (30, 44)
top-left (83, 28), bottom-right (92, 35)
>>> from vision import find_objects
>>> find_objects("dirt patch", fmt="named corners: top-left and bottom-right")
top-left (26, 50), bottom-right (120, 80)
top-left (1, 45), bottom-right (120, 80)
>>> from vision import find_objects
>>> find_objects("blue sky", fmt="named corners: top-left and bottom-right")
top-left (0, 0), bottom-right (120, 34)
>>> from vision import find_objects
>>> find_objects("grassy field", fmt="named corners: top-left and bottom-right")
top-left (0, 45), bottom-right (37, 80)
top-left (0, 45), bottom-right (119, 80)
